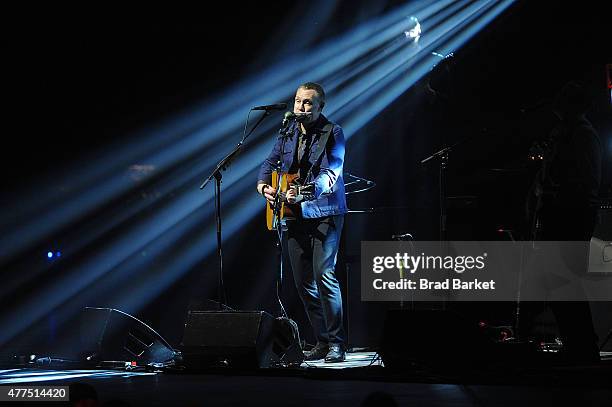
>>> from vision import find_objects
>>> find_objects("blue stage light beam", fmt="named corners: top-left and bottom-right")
top-left (0, 141), bottom-right (271, 345)
top-left (335, 0), bottom-right (516, 137)
top-left (3, 0), bottom-right (437, 227)
top-left (324, 0), bottom-right (464, 92)
top-left (114, 178), bottom-right (264, 314)
top-left (1, 1), bottom-right (443, 263)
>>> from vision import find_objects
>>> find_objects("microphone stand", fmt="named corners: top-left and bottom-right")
top-left (421, 145), bottom-right (454, 243)
top-left (420, 133), bottom-right (473, 241)
top-left (273, 120), bottom-right (293, 318)
top-left (199, 109), bottom-right (274, 309)
top-left (421, 141), bottom-right (463, 310)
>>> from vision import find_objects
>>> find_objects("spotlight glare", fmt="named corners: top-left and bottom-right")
top-left (404, 16), bottom-right (422, 39)
top-left (47, 251), bottom-right (53, 259)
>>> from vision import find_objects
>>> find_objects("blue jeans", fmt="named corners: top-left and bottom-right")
top-left (286, 215), bottom-right (345, 345)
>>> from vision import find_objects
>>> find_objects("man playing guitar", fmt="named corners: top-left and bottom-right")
top-left (256, 82), bottom-right (348, 362)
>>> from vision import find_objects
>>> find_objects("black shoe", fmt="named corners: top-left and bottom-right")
top-left (324, 344), bottom-right (346, 363)
top-left (304, 343), bottom-right (329, 361)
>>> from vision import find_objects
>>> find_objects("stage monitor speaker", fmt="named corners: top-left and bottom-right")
top-left (180, 310), bottom-right (302, 369)
top-left (380, 309), bottom-right (499, 369)
top-left (80, 307), bottom-right (177, 367)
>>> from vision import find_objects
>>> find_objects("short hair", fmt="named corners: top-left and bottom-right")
top-left (297, 82), bottom-right (326, 108)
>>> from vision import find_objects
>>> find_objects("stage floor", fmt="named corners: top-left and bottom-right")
top-left (1, 352), bottom-right (612, 406)
top-left (300, 351), bottom-right (383, 369)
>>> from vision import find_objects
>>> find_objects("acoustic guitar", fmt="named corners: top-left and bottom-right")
top-left (266, 171), bottom-right (312, 231)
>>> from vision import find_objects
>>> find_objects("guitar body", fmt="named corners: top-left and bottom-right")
top-left (266, 171), bottom-right (301, 231)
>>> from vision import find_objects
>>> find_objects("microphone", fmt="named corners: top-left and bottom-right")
top-left (282, 111), bottom-right (295, 127)
top-left (253, 103), bottom-right (287, 111)
top-left (282, 111), bottom-right (313, 126)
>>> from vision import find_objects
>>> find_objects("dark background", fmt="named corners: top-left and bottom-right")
top-left (2, 1), bottom-right (611, 352)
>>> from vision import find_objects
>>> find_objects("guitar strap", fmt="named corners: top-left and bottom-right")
top-left (303, 122), bottom-right (334, 182)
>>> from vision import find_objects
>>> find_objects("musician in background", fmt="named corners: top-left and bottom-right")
top-left (256, 82), bottom-right (348, 362)
top-left (527, 80), bottom-right (603, 363)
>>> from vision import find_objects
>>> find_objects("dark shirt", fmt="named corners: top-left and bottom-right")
top-left (537, 114), bottom-right (602, 240)
top-left (290, 122), bottom-right (318, 181)
top-left (544, 115), bottom-right (602, 209)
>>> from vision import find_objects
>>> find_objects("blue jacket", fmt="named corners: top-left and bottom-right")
top-left (257, 114), bottom-right (348, 218)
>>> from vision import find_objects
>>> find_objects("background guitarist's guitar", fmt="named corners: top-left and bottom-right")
top-left (266, 171), bottom-right (313, 231)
